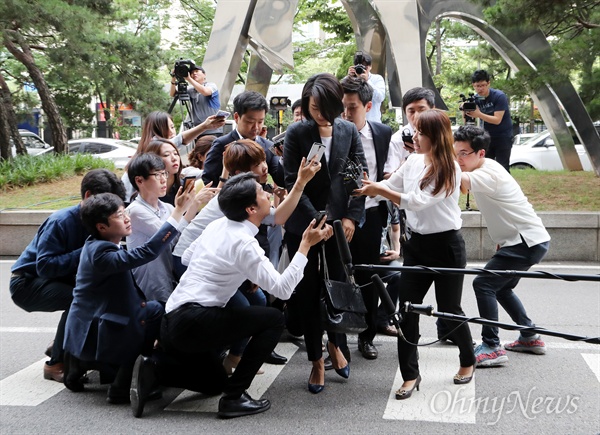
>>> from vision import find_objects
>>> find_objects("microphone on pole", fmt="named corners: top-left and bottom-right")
top-left (404, 302), bottom-right (435, 316)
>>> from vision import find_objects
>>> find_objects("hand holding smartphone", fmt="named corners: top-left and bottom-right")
top-left (313, 210), bottom-right (327, 229)
top-left (215, 110), bottom-right (231, 119)
top-left (183, 176), bottom-right (197, 191)
top-left (306, 142), bottom-right (326, 166)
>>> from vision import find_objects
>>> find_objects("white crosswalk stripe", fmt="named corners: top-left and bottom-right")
top-left (0, 358), bottom-right (65, 406)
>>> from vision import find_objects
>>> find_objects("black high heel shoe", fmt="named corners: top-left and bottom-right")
top-left (453, 366), bottom-right (475, 385)
top-left (326, 341), bottom-right (350, 379)
top-left (395, 375), bottom-right (421, 400)
top-left (308, 367), bottom-right (324, 394)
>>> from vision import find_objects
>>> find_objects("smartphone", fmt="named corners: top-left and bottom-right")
top-left (313, 210), bottom-right (327, 228)
top-left (215, 110), bottom-right (231, 119)
top-left (183, 176), bottom-right (196, 190)
top-left (306, 142), bottom-right (326, 166)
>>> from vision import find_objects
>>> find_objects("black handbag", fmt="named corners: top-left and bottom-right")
top-left (319, 244), bottom-right (368, 334)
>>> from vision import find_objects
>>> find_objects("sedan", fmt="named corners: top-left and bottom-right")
top-left (509, 127), bottom-right (597, 171)
top-left (68, 138), bottom-right (137, 169)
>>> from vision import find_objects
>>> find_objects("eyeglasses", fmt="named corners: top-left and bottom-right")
top-left (112, 209), bottom-right (130, 221)
top-left (456, 151), bottom-right (476, 158)
top-left (148, 171), bottom-right (169, 180)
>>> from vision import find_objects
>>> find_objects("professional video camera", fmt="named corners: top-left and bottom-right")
top-left (353, 51), bottom-right (366, 75)
top-left (173, 58), bottom-right (195, 80)
top-left (460, 93), bottom-right (479, 125)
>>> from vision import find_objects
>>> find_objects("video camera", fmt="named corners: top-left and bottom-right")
top-left (353, 51), bottom-right (366, 75)
top-left (459, 93), bottom-right (478, 111)
top-left (173, 58), bottom-right (195, 80)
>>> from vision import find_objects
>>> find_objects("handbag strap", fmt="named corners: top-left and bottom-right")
top-left (320, 243), bottom-right (330, 282)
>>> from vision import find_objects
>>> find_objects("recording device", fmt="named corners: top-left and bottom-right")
top-left (401, 127), bottom-right (414, 145)
top-left (270, 131), bottom-right (286, 154)
top-left (306, 142), bottom-right (326, 166)
top-left (459, 93), bottom-right (479, 125)
top-left (215, 110), bottom-right (230, 119)
top-left (173, 58), bottom-right (195, 79)
top-left (183, 176), bottom-right (197, 190)
top-left (313, 210), bottom-right (327, 229)
top-left (353, 51), bottom-right (366, 75)
top-left (404, 302), bottom-right (435, 316)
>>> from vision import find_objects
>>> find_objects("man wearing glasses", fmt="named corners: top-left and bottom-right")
top-left (462, 69), bottom-right (513, 172)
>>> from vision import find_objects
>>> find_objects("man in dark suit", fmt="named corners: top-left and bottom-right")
top-left (202, 91), bottom-right (283, 187)
top-left (341, 76), bottom-right (394, 360)
top-left (63, 184), bottom-right (194, 404)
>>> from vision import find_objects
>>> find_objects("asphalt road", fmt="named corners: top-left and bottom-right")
top-left (1, 260), bottom-right (598, 434)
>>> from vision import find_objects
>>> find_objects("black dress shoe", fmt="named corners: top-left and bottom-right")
top-left (130, 355), bottom-right (158, 418)
top-left (358, 338), bottom-right (378, 360)
top-left (218, 392), bottom-right (271, 419)
top-left (107, 385), bottom-right (130, 404)
top-left (63, 352), bottom-right (86, 392)
top-left (265, 350), bottom-right (287, 365)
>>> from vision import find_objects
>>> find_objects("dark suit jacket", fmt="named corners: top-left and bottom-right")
top-left (283, 118), bottom-right (367, 236)
top-left (63, 221), bottom-right (177, 366)
top-left (202, 130), bottom-right (283, 186)
top-left (367, 121), bottom-right (393, 223)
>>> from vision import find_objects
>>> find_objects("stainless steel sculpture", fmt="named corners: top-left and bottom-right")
top-left (202, 0), bottom-right (600, 175)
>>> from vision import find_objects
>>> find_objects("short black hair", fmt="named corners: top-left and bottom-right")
top-left (301, 73), bottom-right (344, 125)
top-left (454, 125), bottom-right (490, 152)
top-left (127, 153), bottom-right (166, 191)
top-left (291, 99), bottom-right (302, 112)
top-left (218, 172), bottom-right (260, 222)
top-left (341, 75), bottom-right (373, 106)
top-left (402, 87), bottom-right (435, 110)
top-left (81, 169), bottom-right (126, 200)
top-left (233, 91), bottom-right (268, 116)
top-left (354, 52), bottom-right (372, 66)
top-left (471, 69), bottom-right (490, 83)
top-left (80, 193), bottom-right (124, 239)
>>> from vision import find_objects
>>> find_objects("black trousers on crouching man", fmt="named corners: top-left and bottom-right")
top-left (160, 302), bottom-right (285, 397)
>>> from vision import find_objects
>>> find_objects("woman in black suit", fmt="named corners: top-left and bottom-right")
top-left (283, 73), bottom-right (367, 393)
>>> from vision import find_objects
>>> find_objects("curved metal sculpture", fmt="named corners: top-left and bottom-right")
top-left (202, 0), bottom-right (600, 175)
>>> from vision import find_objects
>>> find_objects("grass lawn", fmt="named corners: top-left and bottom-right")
top-left (0, 168), bottom-right (599, 212)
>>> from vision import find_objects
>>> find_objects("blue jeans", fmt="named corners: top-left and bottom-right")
top-left (474, 240), bottom-right (549, 347)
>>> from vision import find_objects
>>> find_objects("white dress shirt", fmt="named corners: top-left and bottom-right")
top-left (365, 72), bottom-right (386, 123)
top-left (166, 217), bottom-right (308, 312)
top-left (378, 153), bottom-right (462, 234)
top-left (359, 123), bottom-right (396, 210)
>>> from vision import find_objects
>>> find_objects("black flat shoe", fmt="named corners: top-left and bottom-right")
top-left (395, 375), bottom-right (421, 400)
top-left (454, 366), bottom-right (475, 385)
top-left (308, 368), bottom-right (324, 394)
top-left (218, 391), bottom-right (270, 418)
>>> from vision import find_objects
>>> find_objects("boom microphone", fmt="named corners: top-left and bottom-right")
top-left (333, 219), bottom-right (354, 276)
top-left (404, 302), bottom-right (434, 316)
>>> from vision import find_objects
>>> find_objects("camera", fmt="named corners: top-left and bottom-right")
top-left (173, 58), bottom-right (194, 79)
top-left (353, 51), bottom-right (366, 75)
top-left (459, 93), bottom-right (477, 111)
top-left (401, 128), bottom-right (413, 145)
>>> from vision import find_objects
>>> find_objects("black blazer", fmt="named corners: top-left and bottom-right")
top-left (201, 130), bottom-right (283, 186)
top-left (63, 221), bottom-right (177, 366)
top-left (283, 118), bottom-right (367, 236)
top-left (365, 120), bottom-right (393, 224)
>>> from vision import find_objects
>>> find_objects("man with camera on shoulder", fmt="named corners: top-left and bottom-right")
top-left (347, 52), bottom-right (386, 123)
top-left (170, 60), bottom-right (223, 137)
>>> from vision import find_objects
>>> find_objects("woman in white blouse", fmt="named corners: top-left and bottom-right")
top-left (354, 109), bottom-right (475, 400)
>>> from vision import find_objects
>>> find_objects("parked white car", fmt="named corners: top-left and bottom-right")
top-left (68, 138), bottom-right (137, 169)
top-left (509, 127), bottom-right (598, 171)
top-left (10, 129), bottom-right (53, 156)
top-left (512, 133), bottom-right (537, 146)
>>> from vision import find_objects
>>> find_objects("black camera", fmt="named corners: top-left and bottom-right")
top-left (459, 93), bottom-right (477, 111)
top-left (353, 51), bottom-right (366, 75)
top-left (401, 128), bottom-right (413, 145)
top-left (174, 58), bottom-right (194, 79)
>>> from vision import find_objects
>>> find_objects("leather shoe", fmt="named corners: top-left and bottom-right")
top-left (358, 338), bottom-right (378, 360)
top-left (130, 355), bottom-right (158, 418)
top-left (378, 324), bottom-right (397, 337)
top-left (107, 385), bottom-right (130, 404)
top-left (265, 350), bottom-right (287, 365)
top-left (63, 352), bottom-right (86, 392)
top-left (43, 361), bottom-right (64, 383)
top-left (218, 391), bottom-right (271, 418)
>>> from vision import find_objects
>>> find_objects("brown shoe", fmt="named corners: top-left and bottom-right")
top-left (378, 324), bottom-right (397, 337)
top-left (43, 362), bottom-right (64, 383)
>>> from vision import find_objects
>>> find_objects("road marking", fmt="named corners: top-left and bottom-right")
top-left (581, 354), bottom-right (600, 383)
top-left (383, 348), bottom-right (476, 424)
top-left (0, 358), bottom-right (64, 406)
top-left (0, 327), bottom-right (56, 333)
top-left (164, 342), bottom-right (299, 413)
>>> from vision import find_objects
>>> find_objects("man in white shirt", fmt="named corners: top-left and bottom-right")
top-left (348, 52), bottom-right (386, 123)
top-left (162, 172), bottom-right (329, 418)
top-left (341, 75), bottom-right (394, 360)
top-left (454, 125), bottom-right (550, 367)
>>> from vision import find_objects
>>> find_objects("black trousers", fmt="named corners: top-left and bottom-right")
top-left (487, 135), bottom-right (512, 172)
top-left (389, 229), bottom-right (475, 381)
top-left (161, 303), bottom-right (284, 397)
top-left (284, 233), bottom-right (347, 361)
top-left (350, 208), bottom-right (385, 344)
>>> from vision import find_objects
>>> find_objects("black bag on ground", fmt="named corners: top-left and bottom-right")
top-left (319, 244), bottom-right (367, 334)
